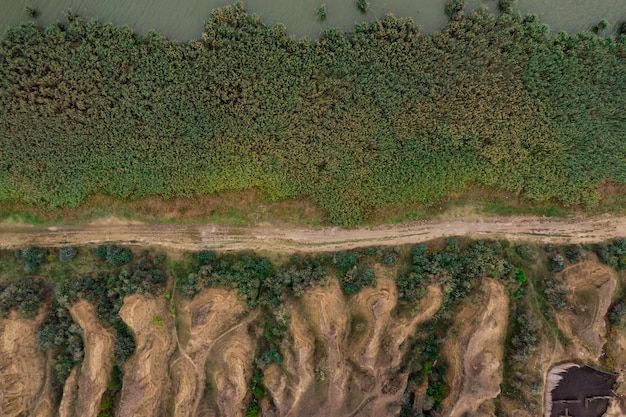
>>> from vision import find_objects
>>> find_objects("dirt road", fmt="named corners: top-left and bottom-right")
top-left (1, 215), bottom-right (625, 253)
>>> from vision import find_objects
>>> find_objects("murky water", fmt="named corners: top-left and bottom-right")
top-left (1, 0), bottom-right (625, 41)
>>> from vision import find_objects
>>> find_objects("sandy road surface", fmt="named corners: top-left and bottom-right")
top-left (1, 216), bottom-right (625, 252)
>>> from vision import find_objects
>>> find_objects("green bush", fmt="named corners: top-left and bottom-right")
top-left (93, 245), bottom-right (133, 266)
top-left (549, 253), bottom-right (566, 272)
top-left (0, 277), bottom-right (49, 317)
top-left (59, 247), bottom-right (78, 263)
top-left (497, 0), bottom-right (515, 14)
top-left (444, 0), bottom-right (465, 18)
top-left (356, 0), bottom-right (369, 14)
top-left (316, 4), bottom-right (327, 21)
top-left (197, 250), bottom-right (216, 264)
top-left (14, 247), bottom-right (47, 273)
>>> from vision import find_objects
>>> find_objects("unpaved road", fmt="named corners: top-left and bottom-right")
top-left (1, 216), bottom-right (625, 252)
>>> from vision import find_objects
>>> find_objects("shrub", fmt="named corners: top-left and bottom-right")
top-left (497, 0), bottom-right (515, 14)
top-left (25, 5), bottom-right (39, 17)
top-left (59, 247), bottom-right (78, 263)
top-left (609, 302), bottom-right (626, 329)
top-left (317, 4), bottom-right (327, 21)
top-left (510, 312), bottom-right (541, 362)
top-left (382, 251), bottom-right (398, 266)
top-left (356, 0), bottom-right (369, 13)
top-left (444, 0), bottom-right (465, 19)
top-left (113, 320), bottom-right (136, 366)
top-left (0, 277), bottom-right (49, 317)
top-left (541, 275), bottom-right (569, 309)
top-left (514, 245), bottom-right (533, 261)
top-left (93, 245), bottom-right (133, 266)
top-left (15, 247), bottom-right (47, 273)
top-left (564, 245), bottom-right (585, 263)
top-left (550, 253), bottom-right (566, 272)
top-left (331, 251), bottom-right (359, 272)
top-left (340, 267), bottom-right (375, 295)
top-left (197, 250), bottom-right (216, 264)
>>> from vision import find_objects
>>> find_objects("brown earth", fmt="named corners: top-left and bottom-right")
top-left (445, 280), bottom-right (509, 417)
top-left (59, 367), bottom-right (79, 417)
top-left (556, 262), bottom-right (617, 361)
top-left (170, 288), bottom-right (253, 417)
top-left (207, 326), bottom-right (256, 417)
top-left (0, 311), bottom-right (52, 417)
top-left (1, 216), bottom-right (626, 254)
top-left (67, 300), bottom-right (115, 417)
top-left (117, 295), bottom-right (176, 417)
top-left (263, 269), bottom-right (442, 417)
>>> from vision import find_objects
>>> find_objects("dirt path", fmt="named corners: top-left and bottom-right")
top-left (1, 216), bottom-right (625, 252)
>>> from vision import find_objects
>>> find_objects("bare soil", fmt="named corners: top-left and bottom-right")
top-left (446, 280), bottom-right (509, 417)
top-left (170, 288), bottom-right (253, 417)
top-left (117, 295), bottom-right (176, 417)
top-left (556, 262), bottom-right (617, 361)
top-left (69, 300), bottom-right (115, 417)
top-left (59, 367), bottom-right (79, 417)
top-left (0, 311), bottom-right (52, 417)
top-left (264, 270), bottom-right (442, 417)
top-left (1, 216), bottom-right (625, 253)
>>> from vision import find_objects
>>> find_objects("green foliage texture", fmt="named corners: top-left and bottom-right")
top-left (0, 4), bottom-right (625, 224)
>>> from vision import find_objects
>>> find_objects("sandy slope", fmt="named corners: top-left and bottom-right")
top-left (264, 272), bottom-right (442, 417)
top-left (171, 288), bottom-right (253, 417)
top-left (1, 216), bottom-right (625, 253)
top-left (556, 262), bottom-right (617, 360)
top-left (68, 300), bottom-right (115, 417)
top-left (117, 295), bottom-right (176, 417)
top-left (446, 280), bottom-right (509, 417)
top-left (0, 312), bottom-right (52, 417)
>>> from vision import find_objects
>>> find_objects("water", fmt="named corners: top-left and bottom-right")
top-left (1, 0), bottom-right (625, 41)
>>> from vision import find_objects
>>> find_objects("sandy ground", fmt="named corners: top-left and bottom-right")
top-left (446, 280), bottom-right (509, 417)
top-left (1, 215), bottom-right (625, 253)
top-left (0, 311), bottom-right (52, 417)
top-left (264, 270), bottom-right (442, 417)
top-left (170, 288), bottom-right (253, 417)
top-left (59, 368), bottom-right (79, 417)
top-left (68, 300), bottom-right (115, 417)
top-left (556, 262), bottom-right (617, 361)
top-left (117, 295), bottom-right (176, 417)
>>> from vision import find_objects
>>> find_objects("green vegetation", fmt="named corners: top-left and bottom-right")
top-left (14, 246), bottom-right (48, 273)
top-left (593, 239), bottom-right (626, 270)
top-left (356, 0), bottom-right (370, 14)
top-left (25, 5), bottom-right (39, 18)
top-left (0, 3), bottom-right (624, 225)
top-left (316, 4), bottom-right (327, 21)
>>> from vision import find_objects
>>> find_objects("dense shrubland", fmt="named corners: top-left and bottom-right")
top-left (0, 3), bottom-right (624, 224)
